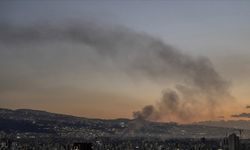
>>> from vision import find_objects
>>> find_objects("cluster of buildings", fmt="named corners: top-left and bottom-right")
top-left (220, 133), bottom-right (250, 150)
top-left (1, 133), bottom-right (250, 150)
top-left (0, 139), bottom-right (93, 150)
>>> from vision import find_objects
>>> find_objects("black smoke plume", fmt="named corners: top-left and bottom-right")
top-left (0, 21), bottom-right (232, 122)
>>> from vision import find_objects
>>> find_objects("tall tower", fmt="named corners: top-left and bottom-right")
top-left (228, 133), bottom-right (240, 150)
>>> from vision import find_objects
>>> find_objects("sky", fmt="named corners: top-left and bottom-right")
top-left (0, 1), bottom-right (250, 123)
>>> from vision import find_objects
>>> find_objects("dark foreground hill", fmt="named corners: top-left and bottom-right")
top-left (196, 120), bottom-right (250, 130)
top-left (1, 108), bottom-right (250, 139)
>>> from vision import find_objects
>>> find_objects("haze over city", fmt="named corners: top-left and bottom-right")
top-left (1, 1), bottom-right (250, 123)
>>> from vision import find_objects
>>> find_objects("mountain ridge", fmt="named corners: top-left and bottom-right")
top-left (1, 108), bottom-right (250, 138)
top-left (195, 120), bottom-right (250, 130)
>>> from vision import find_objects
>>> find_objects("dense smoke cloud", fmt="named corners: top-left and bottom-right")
top-left (0, 21), bottom-right (232, 122)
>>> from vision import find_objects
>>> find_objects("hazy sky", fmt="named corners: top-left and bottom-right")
top-left (1, 1), bottom-right (250, 122)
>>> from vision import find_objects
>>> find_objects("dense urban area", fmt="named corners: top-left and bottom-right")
top-left (1, 108), bottom-right (250, 150)
top-left (1, 133), bottom-right (250, 150)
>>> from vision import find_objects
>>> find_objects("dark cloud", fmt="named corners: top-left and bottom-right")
top-left (231, 113), bottom-right (250, 118)
top-left (218, 116), bottom-right (225, 119)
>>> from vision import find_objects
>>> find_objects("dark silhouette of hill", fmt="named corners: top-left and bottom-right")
top-left (196, 120), bottom-right (250, 130)
top-left (1, 108), bottom-right (250, 138)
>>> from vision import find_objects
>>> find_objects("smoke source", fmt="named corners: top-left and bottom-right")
top-left (0, 21), bottom-right (232, 122)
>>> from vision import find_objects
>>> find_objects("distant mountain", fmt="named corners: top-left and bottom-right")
top-left (195, 120), bottom-right (250, 130)
top-left (1, 108), bottom-right (250, 138)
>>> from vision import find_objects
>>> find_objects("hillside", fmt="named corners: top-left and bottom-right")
top-left (1, 108), bottom-right (249, 139)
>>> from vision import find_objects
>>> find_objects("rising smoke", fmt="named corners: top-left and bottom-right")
top-left (0, 21), bottom-right (232, 122)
